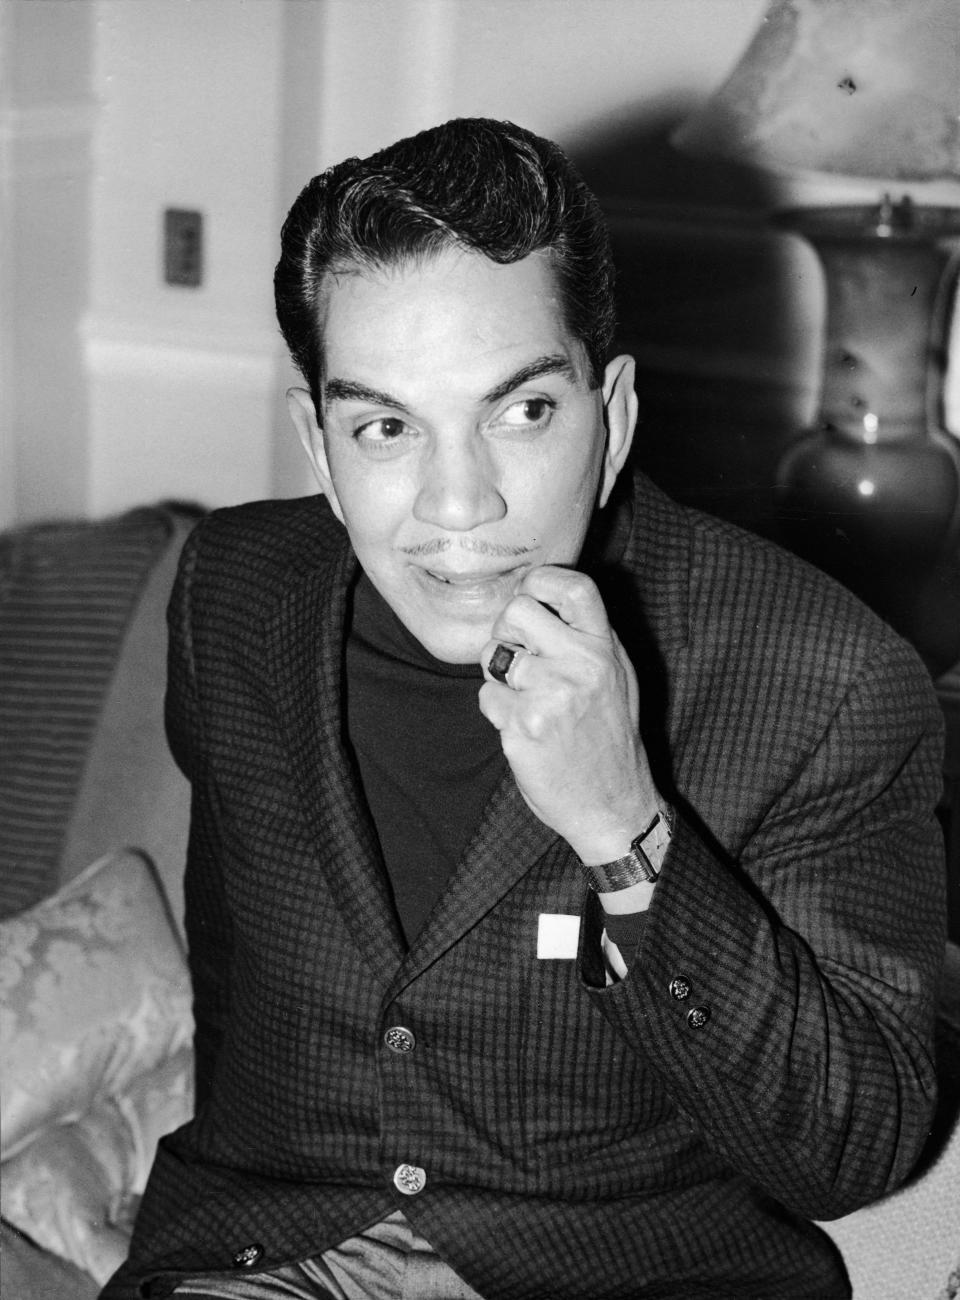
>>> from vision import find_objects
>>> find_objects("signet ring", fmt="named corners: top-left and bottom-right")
top-left (488, 642), bottom-right (522, 688)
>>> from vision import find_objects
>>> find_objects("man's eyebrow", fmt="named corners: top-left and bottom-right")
top-left (481, 355), bottom-right (579, 406)
top-left (322, 356), bottom-right (579, 414)
top-left (322, 378), bottom-right (413, 413)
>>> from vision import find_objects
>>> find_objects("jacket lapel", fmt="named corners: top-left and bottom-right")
top-left (265, 538), bottom-right (407, 980)
top-left (386, 768), bottom-right (560, 1000)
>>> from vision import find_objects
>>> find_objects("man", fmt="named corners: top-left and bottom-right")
top-left (104, 118), bottom-right (946, 1300)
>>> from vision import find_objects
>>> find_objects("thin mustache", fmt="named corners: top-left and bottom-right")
top-left (401, 538), bottom-right (531, 559)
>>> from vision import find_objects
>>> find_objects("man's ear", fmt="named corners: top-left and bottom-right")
top-left (286, 387), bottom-right (345, 523)
top-left (598, 354), bottom-right (638, 508)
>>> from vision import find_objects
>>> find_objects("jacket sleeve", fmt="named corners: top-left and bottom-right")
top-left (165, 521), bottom-right (234, 1109)
top-left (581, 631), bottom-right (946, 1221)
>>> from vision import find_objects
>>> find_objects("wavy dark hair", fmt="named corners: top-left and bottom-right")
top-left (274, 118), bottom-right (616, 411)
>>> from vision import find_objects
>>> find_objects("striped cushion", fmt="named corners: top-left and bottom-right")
top-left (0, 509), bottom-right (173, 917)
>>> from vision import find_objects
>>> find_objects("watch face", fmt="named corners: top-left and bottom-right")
top-left (634, 811), bottom-right (672, 878)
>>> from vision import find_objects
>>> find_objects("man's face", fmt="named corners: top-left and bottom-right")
top-left (291, 247), bottom-right (636, 664)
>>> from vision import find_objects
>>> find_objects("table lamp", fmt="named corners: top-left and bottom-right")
top-left (673, 0), bottom-right (960, 671)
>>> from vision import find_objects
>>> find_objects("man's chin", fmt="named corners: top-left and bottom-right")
top-left (391, 581), bottom-right (511, 666)
top-left (397, 609), bottom-right (492, 667)
top-left (415, 629), bottom-right (490, 667)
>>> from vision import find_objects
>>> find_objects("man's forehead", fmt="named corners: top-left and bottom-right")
top-left (316, 247), bottom-right (587, 395)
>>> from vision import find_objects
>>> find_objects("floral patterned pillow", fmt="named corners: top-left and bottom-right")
top-left (0, 848), bottom-right (193, 1160)
top-left (1, 1048), bottom-right (194, 1283)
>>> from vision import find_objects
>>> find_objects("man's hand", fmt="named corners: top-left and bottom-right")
top-left (479, 565), bottom-right (661, 865)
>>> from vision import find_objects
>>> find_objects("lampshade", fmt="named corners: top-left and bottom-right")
top-left (673, 0), bottom-right (960, 182)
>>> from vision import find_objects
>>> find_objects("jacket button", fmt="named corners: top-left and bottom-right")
top-left (393, 1163), bottom-right (427, 1195)
top-left (687, 1005), bottom-right (711, 1029)
top-left (668, 975), bottom-right (691, 1001)
top-left (232, 1243), bottom-right (264, 1269)
top-left (384, 1025), bottom-right (416, 1053)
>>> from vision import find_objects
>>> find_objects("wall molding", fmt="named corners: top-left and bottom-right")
top-left (1, 99), bottom-right (98, 179)
top-left (0, 99), bottom-right (98, 141)
top-left (81, 312), bottom-right (282, 379)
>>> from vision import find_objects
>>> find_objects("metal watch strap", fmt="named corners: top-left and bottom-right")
top-left (580, 809), bottom-right (672, 892)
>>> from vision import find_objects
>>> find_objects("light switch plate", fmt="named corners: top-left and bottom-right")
top-left (164, 208), bottom-right (203, 287)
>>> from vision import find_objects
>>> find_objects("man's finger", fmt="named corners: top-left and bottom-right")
top-left (516, 566), bottom-right (611, 638)
top-left (477, 678), bottom-right (512, 728)
top-left (489, 594), bottom-right (562, 658)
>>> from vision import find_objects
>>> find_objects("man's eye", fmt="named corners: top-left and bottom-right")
top-left (355, 417), bottom-right (410, 443)
top-left (498, 398), bottom-right (555, 428)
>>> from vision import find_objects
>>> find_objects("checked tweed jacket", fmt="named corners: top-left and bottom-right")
top-left (104, 473), bottom-right (946, 1300)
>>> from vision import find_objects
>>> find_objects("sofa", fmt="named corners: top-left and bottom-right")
top-left (1, 503), bottom-right (958, 1300)
top-left (1, 504), bottom-right (197, 1299)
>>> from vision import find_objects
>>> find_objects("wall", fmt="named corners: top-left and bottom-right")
top-left (1, 0), bottom-right (97, 523)
top-left (2, 0), bottom-right (769, 527)
top-left (3, 0), bottom-right (289, 526)
top-left (84, 0), bottom-right (287, 518)
top-left (303, 0), bottom-right (767, 173)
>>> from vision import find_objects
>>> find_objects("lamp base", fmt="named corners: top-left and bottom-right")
top-left (776, 199), bottom-right (960, 673)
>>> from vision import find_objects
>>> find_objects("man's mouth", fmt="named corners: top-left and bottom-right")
top-left (413, 564), bottom-right (527, 602)
top-left (423, 564), bottom-right (523, 585)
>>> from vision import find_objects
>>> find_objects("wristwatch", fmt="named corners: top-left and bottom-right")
top-left (580, 809), bottom-right (673, 892)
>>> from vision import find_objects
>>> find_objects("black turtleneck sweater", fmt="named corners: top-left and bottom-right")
top-left (345, 574), bottom-right (506, 945)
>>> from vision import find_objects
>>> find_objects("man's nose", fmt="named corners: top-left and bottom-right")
top-left (412, 436), bottom-right (507, 531)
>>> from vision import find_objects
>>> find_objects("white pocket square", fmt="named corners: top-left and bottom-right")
top-left (537, 913), bottom-right (580, 959)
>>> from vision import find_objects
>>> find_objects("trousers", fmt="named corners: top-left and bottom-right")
top-left (171, 1212), bottom-right (485, 1300)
